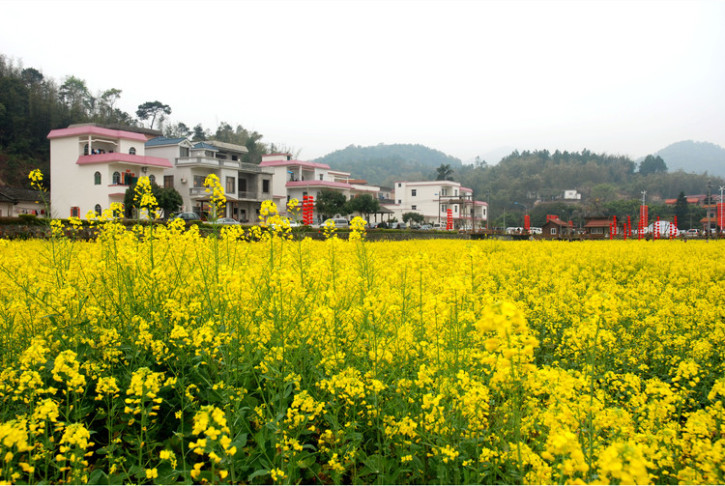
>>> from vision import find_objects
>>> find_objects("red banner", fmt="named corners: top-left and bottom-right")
top-left (302, 195), bottom-right (314, 225)
top-left (446, 208), bottom-right (453, 230)
top-left (524, 214), bottom-right (530, 231)
top-left (718, 203), bottom-right (725, 231)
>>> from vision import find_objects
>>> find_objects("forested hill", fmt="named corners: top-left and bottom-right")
top-left (315, 144), bottom-right (463, 187)
top-left (458, 148), bottom-right (724, 226)
top-left (654, 140), bottom-right (725, 177)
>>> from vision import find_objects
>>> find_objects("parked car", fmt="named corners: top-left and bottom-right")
top-left (419, 224), bottom-right (433, 231)
top-left (373, 221), bottom-right (389, 229)
top-left (685, 229), bottom-right (700, 237)
top-left (171, 212), bottom-right (199, 222)
top-left (208, 217), bottom-right (241, 225)
top-left (389, 222), bottom-right (407, 230)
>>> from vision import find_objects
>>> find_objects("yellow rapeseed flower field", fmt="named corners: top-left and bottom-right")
top-left (0, 212), bottom-right (724, 484)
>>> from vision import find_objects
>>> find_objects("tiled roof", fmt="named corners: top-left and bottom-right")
top-left (0, 187), bottom-right (45, 202)
top-left (544, 217), bottom-right (570, 226)
top-left (260, 159), bottom-right (330, 169)
top-left (48, 125), bottom-right (149, 142)
top-left (193, 142), bottom-right (218, 151)
top-left (145, 136), bottom-right (187, 147)
top-left (584, 219), bottom-right (611, 227)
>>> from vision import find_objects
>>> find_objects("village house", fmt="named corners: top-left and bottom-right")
top-left (541, 215), bottom-right (574, 239)
top-left (259, 153), bottom-right (379, 223)
top-left (145, 137), bottom-right (274, 221)
top-left (583, 217), bottom-right (612, 239)
top-left (48, 124), bottom-right (171, 218)
top-left (384, 181), bottom-right (487, 229)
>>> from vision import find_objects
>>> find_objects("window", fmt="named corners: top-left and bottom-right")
top-left (164, 175), bottom-right (174, 188)
top-left (112, 172), bottom-right (121, 184)
top-left (180, 147), bottom-right (189, 157)
top-left (94, 171), bottom-right (101, 185)
top-left (551, 227), bottom-right (557, 235)
top-left (84, 144), bottom-right (89, 155)
top-left (94, 204), bottom-right (102, 215)
top-left (148, 174), bottom-right (156, 184)
top-left (412, 205), bottom-right (417, 210)
top-left (262, 180), bottom-right (270, 193)
top-left (193, 175), bottom-right (205, 187)
top-left (412, 189), bottom-right (417, 197)
top-left (319, 174), bottom-right (324, 181)
top-left (70, 206), bottom-right (80, 218)
top-left (226, 177), bottom-right (235, 193)
top-left (397, 200), bottom-right (402, 204)
top-left (441, 204), bottom-right (448, 212)
top-left (129, 147), bottom-right (136, 155)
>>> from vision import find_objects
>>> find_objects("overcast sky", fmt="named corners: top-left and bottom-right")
top-left (3, 0), bottom-right (724, 163)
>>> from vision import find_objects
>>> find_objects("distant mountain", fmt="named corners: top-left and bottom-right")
top-left (315, 143), bottom-right (463, 187)
top-left (654, 140), bottom-right (725, 177)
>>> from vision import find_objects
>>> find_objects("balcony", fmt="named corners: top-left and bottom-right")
top-left (177, 156), bottom-right (239, 169)
top-left (238, 191), bottom-right (262, 201)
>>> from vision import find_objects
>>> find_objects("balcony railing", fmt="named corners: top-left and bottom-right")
top-left (189, 187), bottom-right (209, 198)
top-left (177, 157), bottom-right (271, 173)
top-left (238, 191), bottom-right (262, 200)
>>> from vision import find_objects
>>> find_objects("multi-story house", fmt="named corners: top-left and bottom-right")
top-left (385, 180), bottom-right (488, 229)
top-left (48, 124), bottom-right (171, 218)
top-left (145, 138), bottom-right (274, 222)
top-left (260, 154), bottom-right (379, 223)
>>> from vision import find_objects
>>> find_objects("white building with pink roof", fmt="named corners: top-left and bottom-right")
top-left (48, 124), bottom-right (172, 218)
top-left (386, 180), bottom-right (488, 229)
top-left (260, 154), bottom-right (379, 223)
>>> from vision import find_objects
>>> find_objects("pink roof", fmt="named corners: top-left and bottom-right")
top-left (260, 159), bottom-right (330, 169)
top-left (76, 153), bottom-right (173, 168)
top-left (48, 125), bottom-right (149, 142)
top-left (286, 180), bottom-right (351, 189)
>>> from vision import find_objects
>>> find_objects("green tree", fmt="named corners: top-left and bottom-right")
top-left (136, 101), bottom-right (171, 130)
top-left (164, 122), bottom-right (192, 139)
top-left (156, 186), bottom-right (184, 217)
top-left (435, 163), bottom-right (454, 181)
top-left (123, 181), bottom-right (182, 218)
top-left (402, 212), bottom-right (424, 224)
top-left (59, 75), bottom-right (93, 119)
top-left (316, 189), bottom-right (347, 220)
top-left (674, 191), bottom-right (689, 227)
top-left (346, 194), bottom-right (380, 219)
top-left (639, 155), bottom-right (667, 175)
top-left (192, 124), bottom-right (208, 141)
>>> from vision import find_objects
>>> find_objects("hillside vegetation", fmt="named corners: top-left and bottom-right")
top-left (459, 149), bottom-right (724, 227)
top-left (315, 144), bottom-right (463, 187)
top-left (654, 140), bottom-right (725, 177)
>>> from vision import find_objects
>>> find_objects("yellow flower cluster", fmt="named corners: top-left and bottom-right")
top-left (133, 175), bottom-right (158, 212)
top-left (1, 188), bottom-right (725, 484)
top-left (203, 173), bottom-right (226, 220)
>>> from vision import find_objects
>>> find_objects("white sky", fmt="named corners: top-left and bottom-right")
top-left (3, 0), bottom-right (724, 163)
